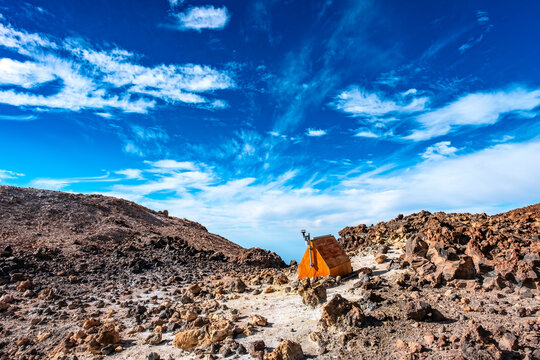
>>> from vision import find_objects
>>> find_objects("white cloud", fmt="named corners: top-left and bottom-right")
top-left (28, 138), bottom-right (540, 261)
top-left (174, 6), bottom-right (230, 31)
top-left (306, 128), bottom-right (327, 137)
top-left (421, 141), bottom-right (458, 160)
top-left (402, 88), bottom-right (417, 96)
top-left (115, 169), bottom-right (143, 180)
top-left (354, 130), bottom-right (379, 138)
top-left (146, 159), bottom-right (198, 172)
top-left (0, 169), bottom-right (24, 182)
top-left (492, 135), bottom-right (515, 144)
top-left (0, 58), bottom-right (56, 88)
top-left (132, 125), bottom-right (169, 142)
top-left (0, 22), bottom-right (234, 113)
top-left (476, 11), bottom-right (489, 25)
top-left (95, 112), bottom-right (113, 119)
top-left (0, 23), bottom-right (56, 56)
top-left (168, 0), bottom-right (183, 8)
top-left (123, 142), bottom-right (143, 156)
top-left (334, 87), bottom-right (428, 117)
top-left (406, 87), bottom-right (540, 140)
top-left (97, 138), bottom-right (540, 261)
top-left (31, 178), bottom-right (72, 190)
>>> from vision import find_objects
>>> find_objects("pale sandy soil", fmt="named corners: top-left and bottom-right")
top-left (108, 249), bottom-right (403, 360)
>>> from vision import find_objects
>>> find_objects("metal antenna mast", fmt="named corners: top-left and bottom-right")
top-left (301, 229), bottom-right (313, 267)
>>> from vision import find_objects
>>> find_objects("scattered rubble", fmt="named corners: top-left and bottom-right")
top-left (0, 185), bottom-right (538, 359)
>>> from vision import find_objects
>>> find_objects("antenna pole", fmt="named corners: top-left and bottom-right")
top-left (301, 229), bottom-right (313, 268)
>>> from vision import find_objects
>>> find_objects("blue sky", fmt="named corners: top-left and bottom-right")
top-left (0, 0), bottom-right (540, 261)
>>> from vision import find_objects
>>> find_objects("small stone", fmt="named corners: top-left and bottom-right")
top-left (424, 332), bottom-right (435, 345)
top-left (249, 314), bottom-right (268, 327)
top-left (405, 301), bottom-right (430, 321)
top-left (147, 352), bottom-right (161, 360)
top-left (16, 337), bottom-right (30, 347)
top-left (263, 340), bottom-right (303, 360)
top-left (16, 280), bottom-right (32, 292)
top-left (36, 331), bottom-right (52, 343)
top-left (83, 318), bottom-right (101, 329)
top-left (145, 332), bottom-right (162, 345)
top-left (187, 284), bottom-right (201, 295)
top-left (408, 341), bottom-right (423, 353)
top-left (395, 339), bottom-right (407, 351)
top-left (499, 332), bottom-right (517, 351)
top-left (375, 254), bottom-right (387, 264)
top-left (249, 340), bottom-right (265, 359)
top-left (101, 344), bottom-right (116, 355)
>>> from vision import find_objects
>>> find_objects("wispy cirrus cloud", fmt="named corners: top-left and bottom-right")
top-left (115, 169), bottom-right (144, 180)
top-left (19, 137), bottom-right (540, 260)
top-left (306, 128), bottom-right (327, 137)
top-left (354, 130), bottom-right (379, 138)
top-left (458, 10), bottom-right (493, 54)
top-left (334, 87), bottom-right (428, 118)
top-left (406, 87), bottom-right (540, 141)
top-left (30, 173), bottom-right (118, 190)
top-left (103, 138), bottom-right (540, 259)
top-left (0, 22), bottom-right (234, 113)
top-left (421, 141), bottom-right (458, 160)
top-left (0, 169), bottom-right (24, 182)
top-left (332, 85), bottom-right (540, 142)
top-left (0, 114), bottom-right (37, 121)
top-left (172, 6), bottom-right (230, 31)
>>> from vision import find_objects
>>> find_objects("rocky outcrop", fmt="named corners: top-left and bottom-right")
top-left (339, 204), bottom-right (540, 288)
top-left (235, 248), bottom-right (287, 268)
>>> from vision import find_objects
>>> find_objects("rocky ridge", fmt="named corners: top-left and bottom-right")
top-left (338, 204), bottom-right (540, 289)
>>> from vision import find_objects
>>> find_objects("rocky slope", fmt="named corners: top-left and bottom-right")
top-left (0, 187), bottom-right (538, 360)
top-left (338, 204), bottom-right (540, 289)
top-left (0, 185), bottom-right (243, 257)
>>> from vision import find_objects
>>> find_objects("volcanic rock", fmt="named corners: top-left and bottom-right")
top-left (263, 340), bottom-right (303, 360)
top-left (235, 248), bottom-right (286, 268)
top-left (249, 314), bottom-right (268, 327)
top-left (249, 340), bottom-right (266, 359)
top-left (229, 278), bottom-right (247, 293)
top-left (298, 283), bottom-right (327, 308)
top-left (319, 294), bottom-right (364, 330)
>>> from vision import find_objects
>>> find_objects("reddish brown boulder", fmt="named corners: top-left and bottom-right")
top-left (319, 294), bottom-right (364, 330)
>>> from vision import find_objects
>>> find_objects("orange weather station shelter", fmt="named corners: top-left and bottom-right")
top-left (298, 234), bottom-right (353, 279)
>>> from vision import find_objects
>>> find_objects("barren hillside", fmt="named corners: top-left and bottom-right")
top-left (0, 187), bottom-right (538, 360)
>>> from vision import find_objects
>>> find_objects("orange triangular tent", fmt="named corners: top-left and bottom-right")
top-left (298, 235), bottom-right (352, 279)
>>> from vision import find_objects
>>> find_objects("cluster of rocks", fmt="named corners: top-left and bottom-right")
top-left (339, 204), bottom-right (540, 289)
top-left (234, 248), bottom-right (287, 269)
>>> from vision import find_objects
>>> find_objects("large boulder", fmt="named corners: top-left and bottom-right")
top-left (298, 283), bottom-right (326, 308)
top-left (319, 294), bottom-right (364, 330)
top-left (264, 340), bottom-right (303, 360)
top-left (405, 301), bottom-right (446, 322)
top-left (439, 256), bottom-right (476, 281)
top-left (229, 278), bottom-right (247, 293)
top-left (173, 315), bottom-right (233, 350)
top-left (173, 328), bottom-right (205, 350)
top-left (405, 233), bottom-right (429, 262)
